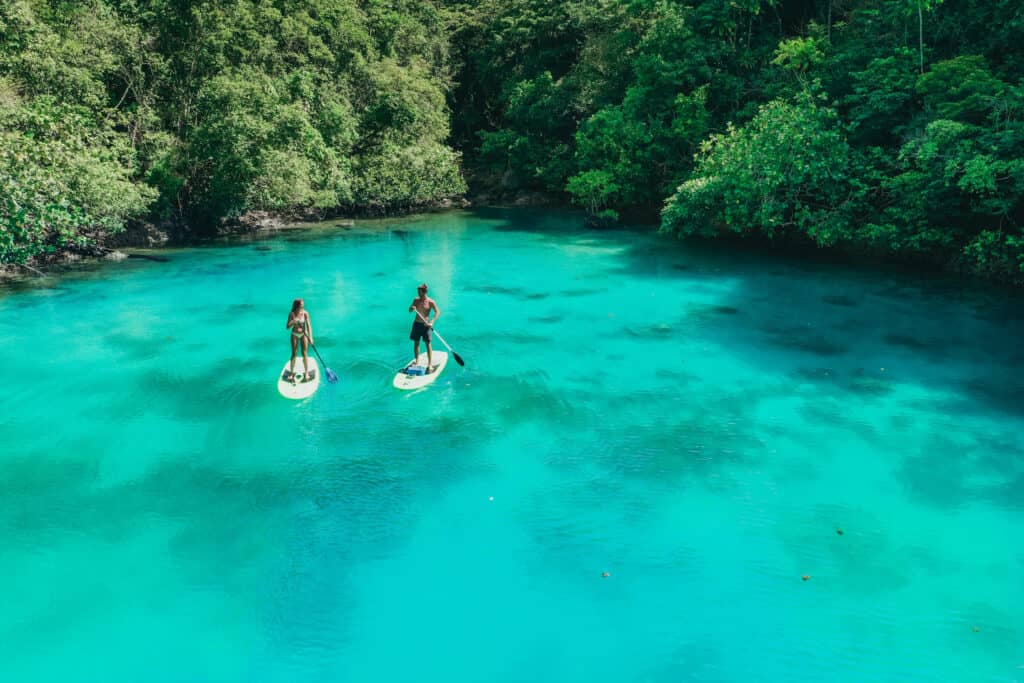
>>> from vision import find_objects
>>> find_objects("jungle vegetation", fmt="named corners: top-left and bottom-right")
top-left (2, 0), bottom-right (1022, 282)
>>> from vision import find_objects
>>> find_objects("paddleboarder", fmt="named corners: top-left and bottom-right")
top-left (286, 298), bottom-right (315, 383)
top-left (408, 283), bottom-right (441, 372)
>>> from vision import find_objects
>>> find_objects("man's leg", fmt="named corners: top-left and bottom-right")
top-left (426, 341), bottom-right (433, 372)
top-left (413, 340), bottom-right (420, 365)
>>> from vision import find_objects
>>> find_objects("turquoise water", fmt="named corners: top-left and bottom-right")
top-left (1, 208), bottom-right (1022, 682)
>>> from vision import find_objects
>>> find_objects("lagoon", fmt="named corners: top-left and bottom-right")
top-left (0, 208), bottom-right (1021, 682)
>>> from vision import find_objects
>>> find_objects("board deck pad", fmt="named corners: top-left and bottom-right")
top-left (393, 351), bottom-right (448, 390)
top-left (278, 357), bottom-right (320, 399)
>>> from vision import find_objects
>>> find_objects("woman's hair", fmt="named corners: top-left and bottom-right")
top-left (291, 298), bottom-right (304, 313)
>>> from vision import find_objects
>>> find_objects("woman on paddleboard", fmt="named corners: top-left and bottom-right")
top-left (286, 298), bottom-right (315, 382)
top-left (408, 283), bottom-right (441, 373)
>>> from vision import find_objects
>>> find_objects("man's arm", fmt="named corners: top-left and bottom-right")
top-left (429, 300), bottom-right (441, 325)
top-left (408, 299), bottom-right (416, 313)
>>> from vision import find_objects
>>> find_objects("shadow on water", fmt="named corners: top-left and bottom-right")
top-left (538, 214), bottom-right (1024, 422)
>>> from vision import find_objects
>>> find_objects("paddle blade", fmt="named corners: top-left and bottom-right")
top-left (452, 351), bottom-right (465, 367)
top-left (326, 367), bottom-right (339, 383)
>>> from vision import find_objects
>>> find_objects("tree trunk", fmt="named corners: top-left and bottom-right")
top-left (918, 1), bottom-right (924, 73)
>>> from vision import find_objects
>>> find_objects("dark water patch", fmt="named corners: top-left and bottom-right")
top-left (560, 287), bottom-right (603, 298)
top-left (209, 378), bottom-right (281, 413)
top-left (789, 336), bottom-right (848, 357)
top-left (0, 455), bottom-right (100, 536)
top-left (792, 367), bottom-right (838, 383)
top-left (800, 398), bottom-right (879, 442)
top-left (247, 334), bottom-right (282, 354)
top-left (778, 507), bottom-right (914, 595)
top-left (846, 370), bottom-right (893, 397)
top-left (959, 377), bottom-right (1024, 418)
top-left (602, 421), bottom-right (759, 482)
top-left (655, 367), bottom-right (700, 383)
top-left (497, 332), bottom-right (551, 346)
top-left (109, 333), bottom-right (165, 362)
top-left (987, 472), bottom-right (1024, 509)
top-left (344, 358), bottom-right (399, 379)
top-left (465, 283), bottom-right (516, 294)
top-left (881, 332), bottom-right (958, 361)
top-left (822, 294), bottom-right (859, 308)
top-left (373, 271), bottom-right (387, 278)
top-left (0, 417), bottom-right (495, 577)
top-left (585, 394), bottom-right (765, 483)
top-left (528, 313), bottom-right (563, 324)
top-left (253, 245), bottom-right (273, 252)
top-left (899, 447), bottom-right (969, 509)
top-left (0, 454), bottom-right (298, 550)
top-left (760, 323), bottom-right (849, 357)
top-left (520, 477), bottom-right (663, 566)
top-left (624, 323), bottom-right (674, 339)
top-left (467, 372), bottom-right (578, 425)
top-left (687, 304), bottom-right (741, 321)
top-left (883, 332), bottom-right (933, 351)
top-left (895, 429), bottom-right (1020, 508)
top-left (136, 363), bottom-right (262, 420)
top-left (464, 283), bottom-right (547, 301)
top-left (790, 366), bottom-right (893, 399)
top-left (972, 301), bottom-right (1024, 324)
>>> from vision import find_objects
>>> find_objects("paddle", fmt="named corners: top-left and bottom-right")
top-left (415, 310), bottom-right (465, 367)
top-left (305, 330), bottom-right (339, 383)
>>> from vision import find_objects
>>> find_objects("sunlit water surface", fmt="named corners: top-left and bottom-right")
top-left (1, 209), bottom-right (1021, 682)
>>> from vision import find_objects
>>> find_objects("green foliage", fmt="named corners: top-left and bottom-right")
top-left (962, 230), bottom-right (1024, 283)
top-left (2, 0), bottom-right (1024, 282)
top-left (662, 97), bottom-right (856, 247)
top-left (0, 92), bottom-right (155, 263)
top-left (844, 48), bottom-right (919, 145)
top-left (916, 55), bottom-right (1006, 123)
top-left (354, 143), bottom-right (466, 210)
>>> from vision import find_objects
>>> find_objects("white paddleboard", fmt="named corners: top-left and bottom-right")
top-left (393, 351), bottom-right (448, 390)
top-left (278, 357), bottom-right (320, 399)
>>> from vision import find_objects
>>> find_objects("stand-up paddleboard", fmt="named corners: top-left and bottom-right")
top-left (393, 351), bottom-right (448, 390)
top-left (278, 357), bottom-right (320, 399)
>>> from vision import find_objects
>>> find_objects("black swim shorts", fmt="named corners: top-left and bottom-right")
top-left (410, 321), bottom-right (432, 343)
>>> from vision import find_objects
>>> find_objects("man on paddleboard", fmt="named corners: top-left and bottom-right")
top-left (408, 283), bottom-right (441, 373)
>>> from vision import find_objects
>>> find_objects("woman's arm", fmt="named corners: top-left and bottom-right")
top-left (305, 312), bottom-right (313, 343)
top-left (286, 312), bottom-right (294, 329)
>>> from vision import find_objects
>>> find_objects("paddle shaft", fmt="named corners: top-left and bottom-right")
top-left (303, 329), bottom-right (338, 382)
top-left (414, 310), bottom-right (464, 366)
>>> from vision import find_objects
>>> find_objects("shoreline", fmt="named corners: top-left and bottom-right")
top-left (4, 199), bottom-right (1024, 292)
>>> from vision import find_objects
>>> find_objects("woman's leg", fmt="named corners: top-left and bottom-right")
top-left (301, 337), bottom-right (310, 379)
top-left (289, 335), bottom-right (298, 377)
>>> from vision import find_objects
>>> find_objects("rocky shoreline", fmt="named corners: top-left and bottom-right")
top-left (3, 195), bottom-right (488, 281)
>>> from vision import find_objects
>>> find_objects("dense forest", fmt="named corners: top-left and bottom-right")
top-left (2, 0), bottom-right (1023, 283)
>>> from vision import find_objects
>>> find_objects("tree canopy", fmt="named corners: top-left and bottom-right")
top-left (2, 0), bottom-right (1023, 282)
